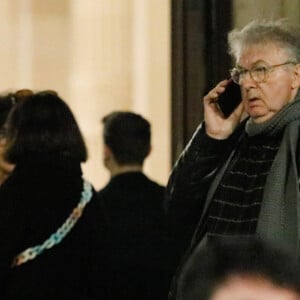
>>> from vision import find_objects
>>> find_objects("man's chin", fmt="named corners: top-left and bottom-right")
top-left (250, 113), bottom-right (274, 124)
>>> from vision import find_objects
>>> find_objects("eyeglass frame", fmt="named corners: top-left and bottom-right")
top-left (230, 61), bottom-right (297, 85)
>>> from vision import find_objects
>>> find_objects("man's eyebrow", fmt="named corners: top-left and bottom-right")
top-left (236, 60), bottom-right (268, 69)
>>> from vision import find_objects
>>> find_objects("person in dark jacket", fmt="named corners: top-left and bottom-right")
top-left (97, 111), bottom-right (166, 300)
top-left (0, 91), bottom-right (108, 299)
top-left (165, 19), bottom-right (300, 299)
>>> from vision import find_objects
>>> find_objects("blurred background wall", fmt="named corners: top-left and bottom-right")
top-left (0, 0), bottom-right (171, 189)
top-left (233, 0), bottom-right (300, 27)
top-left (0, 0), bottom-right (299, 189)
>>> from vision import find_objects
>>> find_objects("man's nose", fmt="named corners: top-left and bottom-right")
top-left (239, 71), bottom-right (257, 89)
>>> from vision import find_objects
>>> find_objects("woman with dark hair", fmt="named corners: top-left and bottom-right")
top-left (0, 91), bottom-right (108, 299)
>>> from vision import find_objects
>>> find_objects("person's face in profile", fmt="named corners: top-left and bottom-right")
top-left (0, 135), bottom-right (14, 184)
top-left (209, 275), bottom-right (299, 300)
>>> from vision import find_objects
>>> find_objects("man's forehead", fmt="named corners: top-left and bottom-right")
top-left (236, 43), bottom-right (289, 67)
top-left (210, 275), bottom-right (299, 300)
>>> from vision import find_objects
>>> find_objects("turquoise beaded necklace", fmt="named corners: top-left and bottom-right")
top-left (12, 180), bottom-right (93, 267)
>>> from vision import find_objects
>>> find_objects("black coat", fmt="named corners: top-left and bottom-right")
top-left (0, 157), bottom-right (108, 299)
top-left (97, 172), bottom-right (166, 300)
top-left (164, 122), bottom-right (246, 299)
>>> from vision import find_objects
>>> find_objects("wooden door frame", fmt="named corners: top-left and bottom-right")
top-left (171, 0), bottom-right (233, 163)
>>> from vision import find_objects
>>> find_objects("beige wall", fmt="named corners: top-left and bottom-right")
top-left (233, 0), bottom-right (300, 27)
top-left (0, 0), bottom-right (171, 189)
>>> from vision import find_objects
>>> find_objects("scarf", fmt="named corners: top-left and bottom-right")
top-left (244, 90), bottom-right (300, 257)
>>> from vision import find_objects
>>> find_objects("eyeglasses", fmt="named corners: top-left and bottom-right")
top-left (230, 61), bottom-right (297, 85)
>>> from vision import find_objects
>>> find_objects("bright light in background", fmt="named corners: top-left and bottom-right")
top-left (0, 0), bottom-right (171, 189)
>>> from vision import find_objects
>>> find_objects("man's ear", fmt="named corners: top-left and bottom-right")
top-left (103, 144), bottom-right (112, 161)
top-left (146, 145), bottom-right (152, 158)
top-left (292, 63), bottom-right (300, 89)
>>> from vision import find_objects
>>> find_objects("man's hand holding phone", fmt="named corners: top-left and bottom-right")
top-left (203, 79), bottom-right (244, 140)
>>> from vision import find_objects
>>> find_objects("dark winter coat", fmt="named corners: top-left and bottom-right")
top-left (97, 171), bottom-right (167, 300)
top-left (0, 156), bottom-right (108, 299)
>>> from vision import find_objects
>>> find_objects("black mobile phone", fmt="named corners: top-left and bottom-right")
top-left (217, 80), bottom-right (242, 118)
